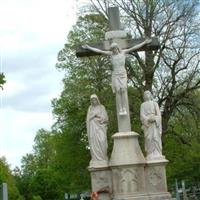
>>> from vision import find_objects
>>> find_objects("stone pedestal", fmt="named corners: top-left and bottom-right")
top-left (88, 166), bottom-right (112, 200)
top-left (145, 159), bottom-right (171, 200)
top-left (110, 132), bottom-right (149, 200)
top-left (109, 132), bottom-right (172, 200)
top-left (110, 132), bottom-right (146, 166)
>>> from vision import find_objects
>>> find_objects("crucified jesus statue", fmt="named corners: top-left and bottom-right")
top-left (82, 38), bottom-right (152, 116)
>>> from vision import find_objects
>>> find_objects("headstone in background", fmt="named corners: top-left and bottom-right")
top-left (182, 180), bottom-right (189, 200)
top-left (175, 179), bottom-right (180, 200)
top-left (0, 183), bottom-right (8, 200)
top-left (80, 193), bottom-right (84, 200)
top-left (64, 193), bottom-right (69, 200)
top-left (70, 194), bottom-right (78, 199)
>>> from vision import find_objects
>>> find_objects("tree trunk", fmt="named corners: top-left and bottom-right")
top-left (144, 50), bottom-right (155, 91)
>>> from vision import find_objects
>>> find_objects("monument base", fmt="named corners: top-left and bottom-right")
top-left (145, 159), bottom-right (172, 200)
top-left (89, 159), bottom-right (108, 168)
top-left (113, 193), bottom-right (149, 200)
top-left (109, 131), bottom-right (172, 200)
top-left (147, 192), bottom-right (172, 200)
top-left (88, 166), bottom-right (112, 200)
top-left (110, 132), bottom-right (146, 166)
top-left (110, 132), bottom-right (147, 199)
top-left (113, 192), bottom-right (171, 200)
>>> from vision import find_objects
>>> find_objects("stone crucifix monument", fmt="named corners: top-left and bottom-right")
top-left (76, 6), bottom-right (171, 200)
top-left (77, 7), bottom-right (159, 133)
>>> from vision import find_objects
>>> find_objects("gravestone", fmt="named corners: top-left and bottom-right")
top-left (77, 6), bottom-right (171, 200)
top-left (0, 183), bottom-right (8, 200)
top-left (182, 180), bottom-right (189, 200)
top-left (64, 193), bottom-right (69, 200)
top-left (175, 179), bottom-right (181, 200)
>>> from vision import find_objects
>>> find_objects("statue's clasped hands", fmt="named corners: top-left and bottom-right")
top-left (82, 44), bottom-right (89, 49)
top-left (148, 115), bottom-right (155, 123)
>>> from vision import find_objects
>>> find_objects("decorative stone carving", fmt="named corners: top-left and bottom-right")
top-left (112, 166), bottom-right (146, 196)
top-left (145, 160), bottom-right (170, 195)
top-left (112, 169), bottom-right (121, 193)
top-left (148, 167), bottom-right (162, 187)
top-left (140, 90), bottom-right (164, 160)
top-left (120, 168), bottom-right (138, 193)
top-left (86, 94), bottom-right (109, 168)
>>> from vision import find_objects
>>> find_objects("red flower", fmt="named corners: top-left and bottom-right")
top-left (91, 192), bottom-right (98, 200)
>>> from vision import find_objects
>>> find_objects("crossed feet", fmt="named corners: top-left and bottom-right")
top-left (119, 108), bottom-right (127, 116)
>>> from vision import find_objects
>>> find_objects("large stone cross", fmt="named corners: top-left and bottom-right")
top-left (76, 7), bottom-right (160, 132)
top-left (76, 7), bottom-right (159, 57)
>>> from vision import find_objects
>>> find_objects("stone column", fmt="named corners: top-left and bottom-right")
top-left (109, 132), bottom-right (149, 200)
top-left (115, 90), bottom-right (131, 132)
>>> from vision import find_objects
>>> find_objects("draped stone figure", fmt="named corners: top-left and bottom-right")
top-left (140, 91), bottom-right (163, 160)
top-left (87, 94), bottom-right (109, 167)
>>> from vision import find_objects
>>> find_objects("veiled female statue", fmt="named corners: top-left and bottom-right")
top-left (86, 94), bottom-right (109, 167)
top-left (140, 91), bottom-right (163, 160)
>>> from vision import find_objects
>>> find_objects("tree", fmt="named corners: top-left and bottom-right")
top-left (0, 157), bottom-right (24, 200)
top-left (15, 154), bottom-right (37, 200)
top-left (165, 133), bottom-right (200, 186)
top-left (33, 129), bottom-right (56, 168)
top-left (0, 73), bottom-right (6, 89)
top-left (15, 129), bottom-right (61, 200)
top-left (30, 169), bottom-right (60, 200)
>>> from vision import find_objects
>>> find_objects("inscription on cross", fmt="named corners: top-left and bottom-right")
top-left (76, 7), bottom-right (160, 132)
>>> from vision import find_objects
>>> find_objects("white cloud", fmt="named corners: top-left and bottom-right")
top-left (0, 0), bottom-right (77, 49)
top-left (0, 0), bottom-right (81, 168)
top-left (0, 108), bottom-right (53, 167)
top-left (3, 75), bottom-right (27, 97)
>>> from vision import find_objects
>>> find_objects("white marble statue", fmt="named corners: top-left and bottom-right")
top-left (83, 39), bottom-right (151, 116)
top-left (86, 94), bottom-right (109, 167)
top-left (140, 91), bottom-right (163, 160)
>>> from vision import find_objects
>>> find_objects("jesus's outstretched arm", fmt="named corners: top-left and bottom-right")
top-left (82, 44), bottom-right (112, 56)
top-left (123, 38), bottom-right (152, 54)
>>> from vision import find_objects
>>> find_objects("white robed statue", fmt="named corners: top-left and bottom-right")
top-left (140, 91), bottom-right (163, 160)
top-left (86, 94), bottom-right (109, 167)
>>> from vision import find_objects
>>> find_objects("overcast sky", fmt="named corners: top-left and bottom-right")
top-left (0, 0), bottom-right (88, 168)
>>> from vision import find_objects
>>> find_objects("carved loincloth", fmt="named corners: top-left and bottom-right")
top-left (111, 70), bottom-right (127, 93)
